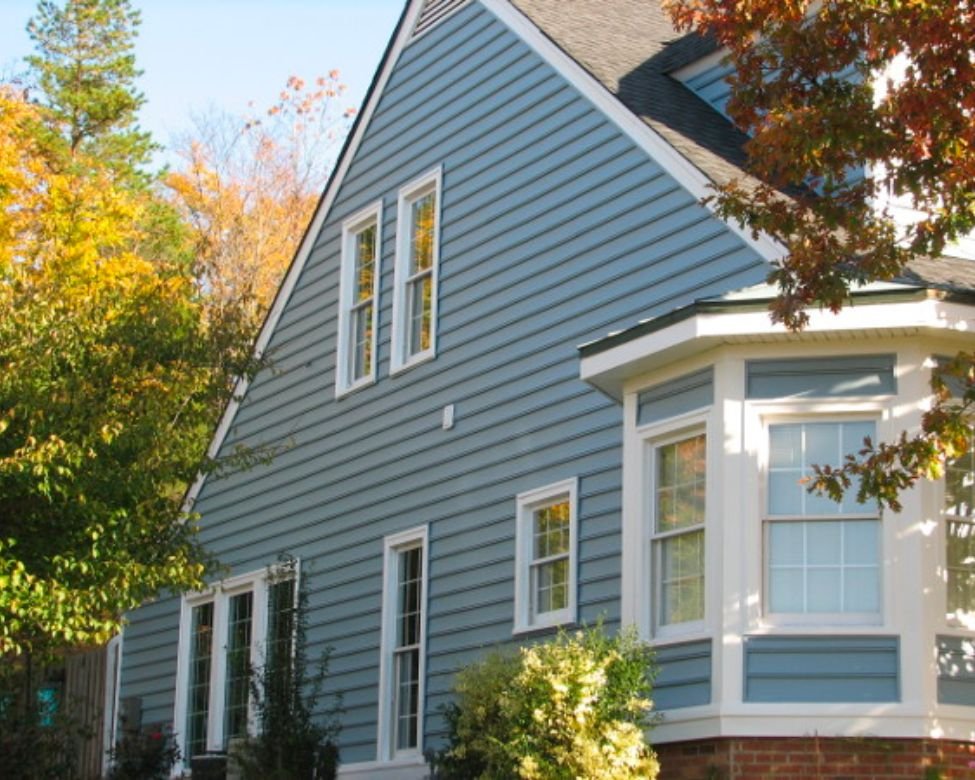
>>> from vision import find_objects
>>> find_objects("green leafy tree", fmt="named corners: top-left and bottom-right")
top-left (26, 0), bottom-right (153, 181)
top-left (664, 0), bottom-right (975, 506)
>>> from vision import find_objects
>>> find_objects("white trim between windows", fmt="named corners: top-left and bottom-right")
top-left (377, 525), bottom-right (429, 763)
top-left (513, 478), bottom-right (579, 635)
top-left (336, 200), bottom-right (383, 397)
top-left (391, 167), bottom-right (443, 375)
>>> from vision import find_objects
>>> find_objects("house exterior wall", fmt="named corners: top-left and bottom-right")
top-left (118, 0), bottom-right (768, 769)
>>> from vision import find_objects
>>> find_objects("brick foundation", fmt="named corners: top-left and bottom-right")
top-left (655, 736), bottom-right (975, 779)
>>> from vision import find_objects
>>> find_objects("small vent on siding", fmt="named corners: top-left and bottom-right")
top-left (411, 0), bottom-right (470, 40)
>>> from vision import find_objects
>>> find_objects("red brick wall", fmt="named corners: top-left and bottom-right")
top-left (655, 736), bottom-right (975, 779)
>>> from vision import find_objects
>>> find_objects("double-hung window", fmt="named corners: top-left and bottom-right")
top-left (391, 168), bottom-right (441, 373)
top-left (336, 202), bottom-right (382, 395)
top-left (651, 432), bottom-right (706, 630)
top-left (945, 433), bottom-right (975, 625)
top-left (176, 566), bottom-right (297, 764)
top-left (514, 479), bottom-right (578, 633)
top-left (378, 526), bottom-right (428, 760)
top-left (765, 420), bottom-right (881, 620)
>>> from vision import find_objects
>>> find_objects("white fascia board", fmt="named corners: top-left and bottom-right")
top-left (481, 0), bottom-right (786, 264)
top-left (181, 0), bottom-right (425, 512)
top-left (581, 297), bottom-right (975, 400)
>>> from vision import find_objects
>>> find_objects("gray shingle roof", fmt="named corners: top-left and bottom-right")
top-left (508, 0), bottom-right (975, 293)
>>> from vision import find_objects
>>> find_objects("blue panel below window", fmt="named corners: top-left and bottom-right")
top-left (937, 635), bottom-right (975, 706)
top-left (637, 368), bottom-right (713, 426)
top-left (746, 355), bottom-right (896, 399)
top-left (654, 639), bottom-right (711, 710)
top-left (744, 635), bottom-right (899, 703)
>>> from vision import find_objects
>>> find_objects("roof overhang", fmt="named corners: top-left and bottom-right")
top-left (579, 287), bottom-right (975, 401)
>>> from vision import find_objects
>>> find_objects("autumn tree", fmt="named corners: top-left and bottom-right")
top-left (166, 73), bottom-right (355, 340)
top-left (664, 0), bottom-right (975, 506)
top-left (0, 86), bottom-right (219, 656)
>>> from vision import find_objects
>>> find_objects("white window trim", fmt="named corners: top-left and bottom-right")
top-left (336, 201), bottom-right (383, 398)
top-left (390, 167), bottom-right (442, 375)
top-left (377, 525), bottom-right (429, 762)
top-left (173, 564), bottom-right (296, 767)
top-left (647, 424), bottom-right (709, 640)
top-left (756, 410), bottom-right (885, 628)
top-left (513, 478), bottom-right (578, 635)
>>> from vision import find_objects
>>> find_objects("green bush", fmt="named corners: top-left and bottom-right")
top-left (428, 625), bottom-right (659, 780)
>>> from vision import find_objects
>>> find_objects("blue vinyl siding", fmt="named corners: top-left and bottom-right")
top-left (746, 354), bottom-right (896, 399)
top-left (681, 58), bottom-right (735, 120)
top-left (654, 639), bottom-right (711, 710)
top-left (936, 635), bottom-right (975, 706)
top-left (119, 0), bottom-right (767, 763)
top-left (637, 367), bottom-right (713, 426)
top-left (743, 635), bottom-right (900, 703)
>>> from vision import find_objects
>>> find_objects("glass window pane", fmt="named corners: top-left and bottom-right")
top-left (768, 470), bottom-right (804, 515)
top-left (355, 224), bottom-right (376, 301)
top-left (659, 530), bottom-right (704, 625)
top-left (948, 519), bottom-right (975, 615)
top-left (186, 602), bottom-right (214, 759)
top-left (807, 521), bottom-right (842, 565)
top-left (769, 568), bottom-right (804, 612)
top-left (844, 520), bottom-right (879, 565)
top-left (410, 192), bottom-right (435, 275)
top-left (844, 567), bottom-right (880, 612)
top-left (224, 591), bottom-right (254, 743)
top-left (655, 434), bottom-right (705, 531)
top-left (407, 274), bottom-right (432, 356)
top-left (769, 521), bottom-right (804, 565)
top-left (806, 568), bottom-right (842, 612)
top-left (534, 501), bottom-right (570, 559)
top-left (769, 424), bottom-right (801, 468)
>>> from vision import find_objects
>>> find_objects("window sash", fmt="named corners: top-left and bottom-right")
top-left (392, 544), bottom-right (423, 754)
top-left (223, 591), bottom-right (254, 744)
top-left (651, 433), bottom-right (706, 629)
top-left (186, 602), bottom-right (214, 760)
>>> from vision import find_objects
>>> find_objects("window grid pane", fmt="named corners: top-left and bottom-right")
top-left (394, 546), bottom-right (423, 752)
top-left (406, 272), bottom-right (432, 356)
top-left (768, 519), bottom-right (879, 614)
top-left (223, 591), bottom-right (253, 743)
top-left (186, 602), bottom-right (214, 760)
top-left (655, 435), bottom-right (706, 533)
top-left (652, 434), bottom-right (706, 628)
top-left (266, 579), bottom-right (296, 681)
top-left (530, 499), bottom-right (570, 618)
top-left (350, 300), bottom-right (374, 380)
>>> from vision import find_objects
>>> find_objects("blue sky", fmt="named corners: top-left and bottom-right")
top-left (0, 0), bottom-right (404, 157)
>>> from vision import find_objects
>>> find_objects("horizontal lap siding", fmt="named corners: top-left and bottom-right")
top-left (119, 0), bottom-right (767, 765)
top-left (744, 635), bottom-right (900, 703)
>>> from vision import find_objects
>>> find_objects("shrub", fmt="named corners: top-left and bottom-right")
top-left (231, 573), bottom-right (341, 780)
top-left (107, 726), bottom-right (181, 780)
top-left (428, 624), bottom-right (659, 780)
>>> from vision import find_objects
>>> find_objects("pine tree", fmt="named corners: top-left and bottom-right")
top-left (26, 0), bottom-right (154, 183)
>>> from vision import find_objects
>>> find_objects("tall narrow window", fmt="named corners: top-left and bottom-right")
top-left (945, 436), bottom-right (975, 623)
top-left (223, 591), bottom-right (253, 742)
top-left (337, 202), bottom-right (381, 396)
top-left (392, 168), bottom-right (441, 373)
top-left (652, 433), bottom-right (706, 629)
top-left (185, 602), bottom-right (214, 760)
top-left (765, 420), bottom-right (880, 618)
top-left (378, 526), bottom-right (428, 760)
top-left (515, 479), bottom-right (578, 633)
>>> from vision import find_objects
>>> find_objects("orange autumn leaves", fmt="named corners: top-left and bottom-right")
top-left (165, 72), bottom-right (355, 336)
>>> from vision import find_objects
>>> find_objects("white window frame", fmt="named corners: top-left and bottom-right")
top-left (173, 564), bottom-right (298, 766)
top-left (377, 525), bottom-right (429, 762)
top-left (942, 429), bottom-right (975, 630)
top-left (648, 426), bottom-right (708, 638)
top-left (513, 478), bottom-right (578, 634)
top-left (336, 201), bottom-right (383, 397)
top-left (758, 411), bottom-right (884, 627)
top-left (390, 167), bottom-right (442, 375)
